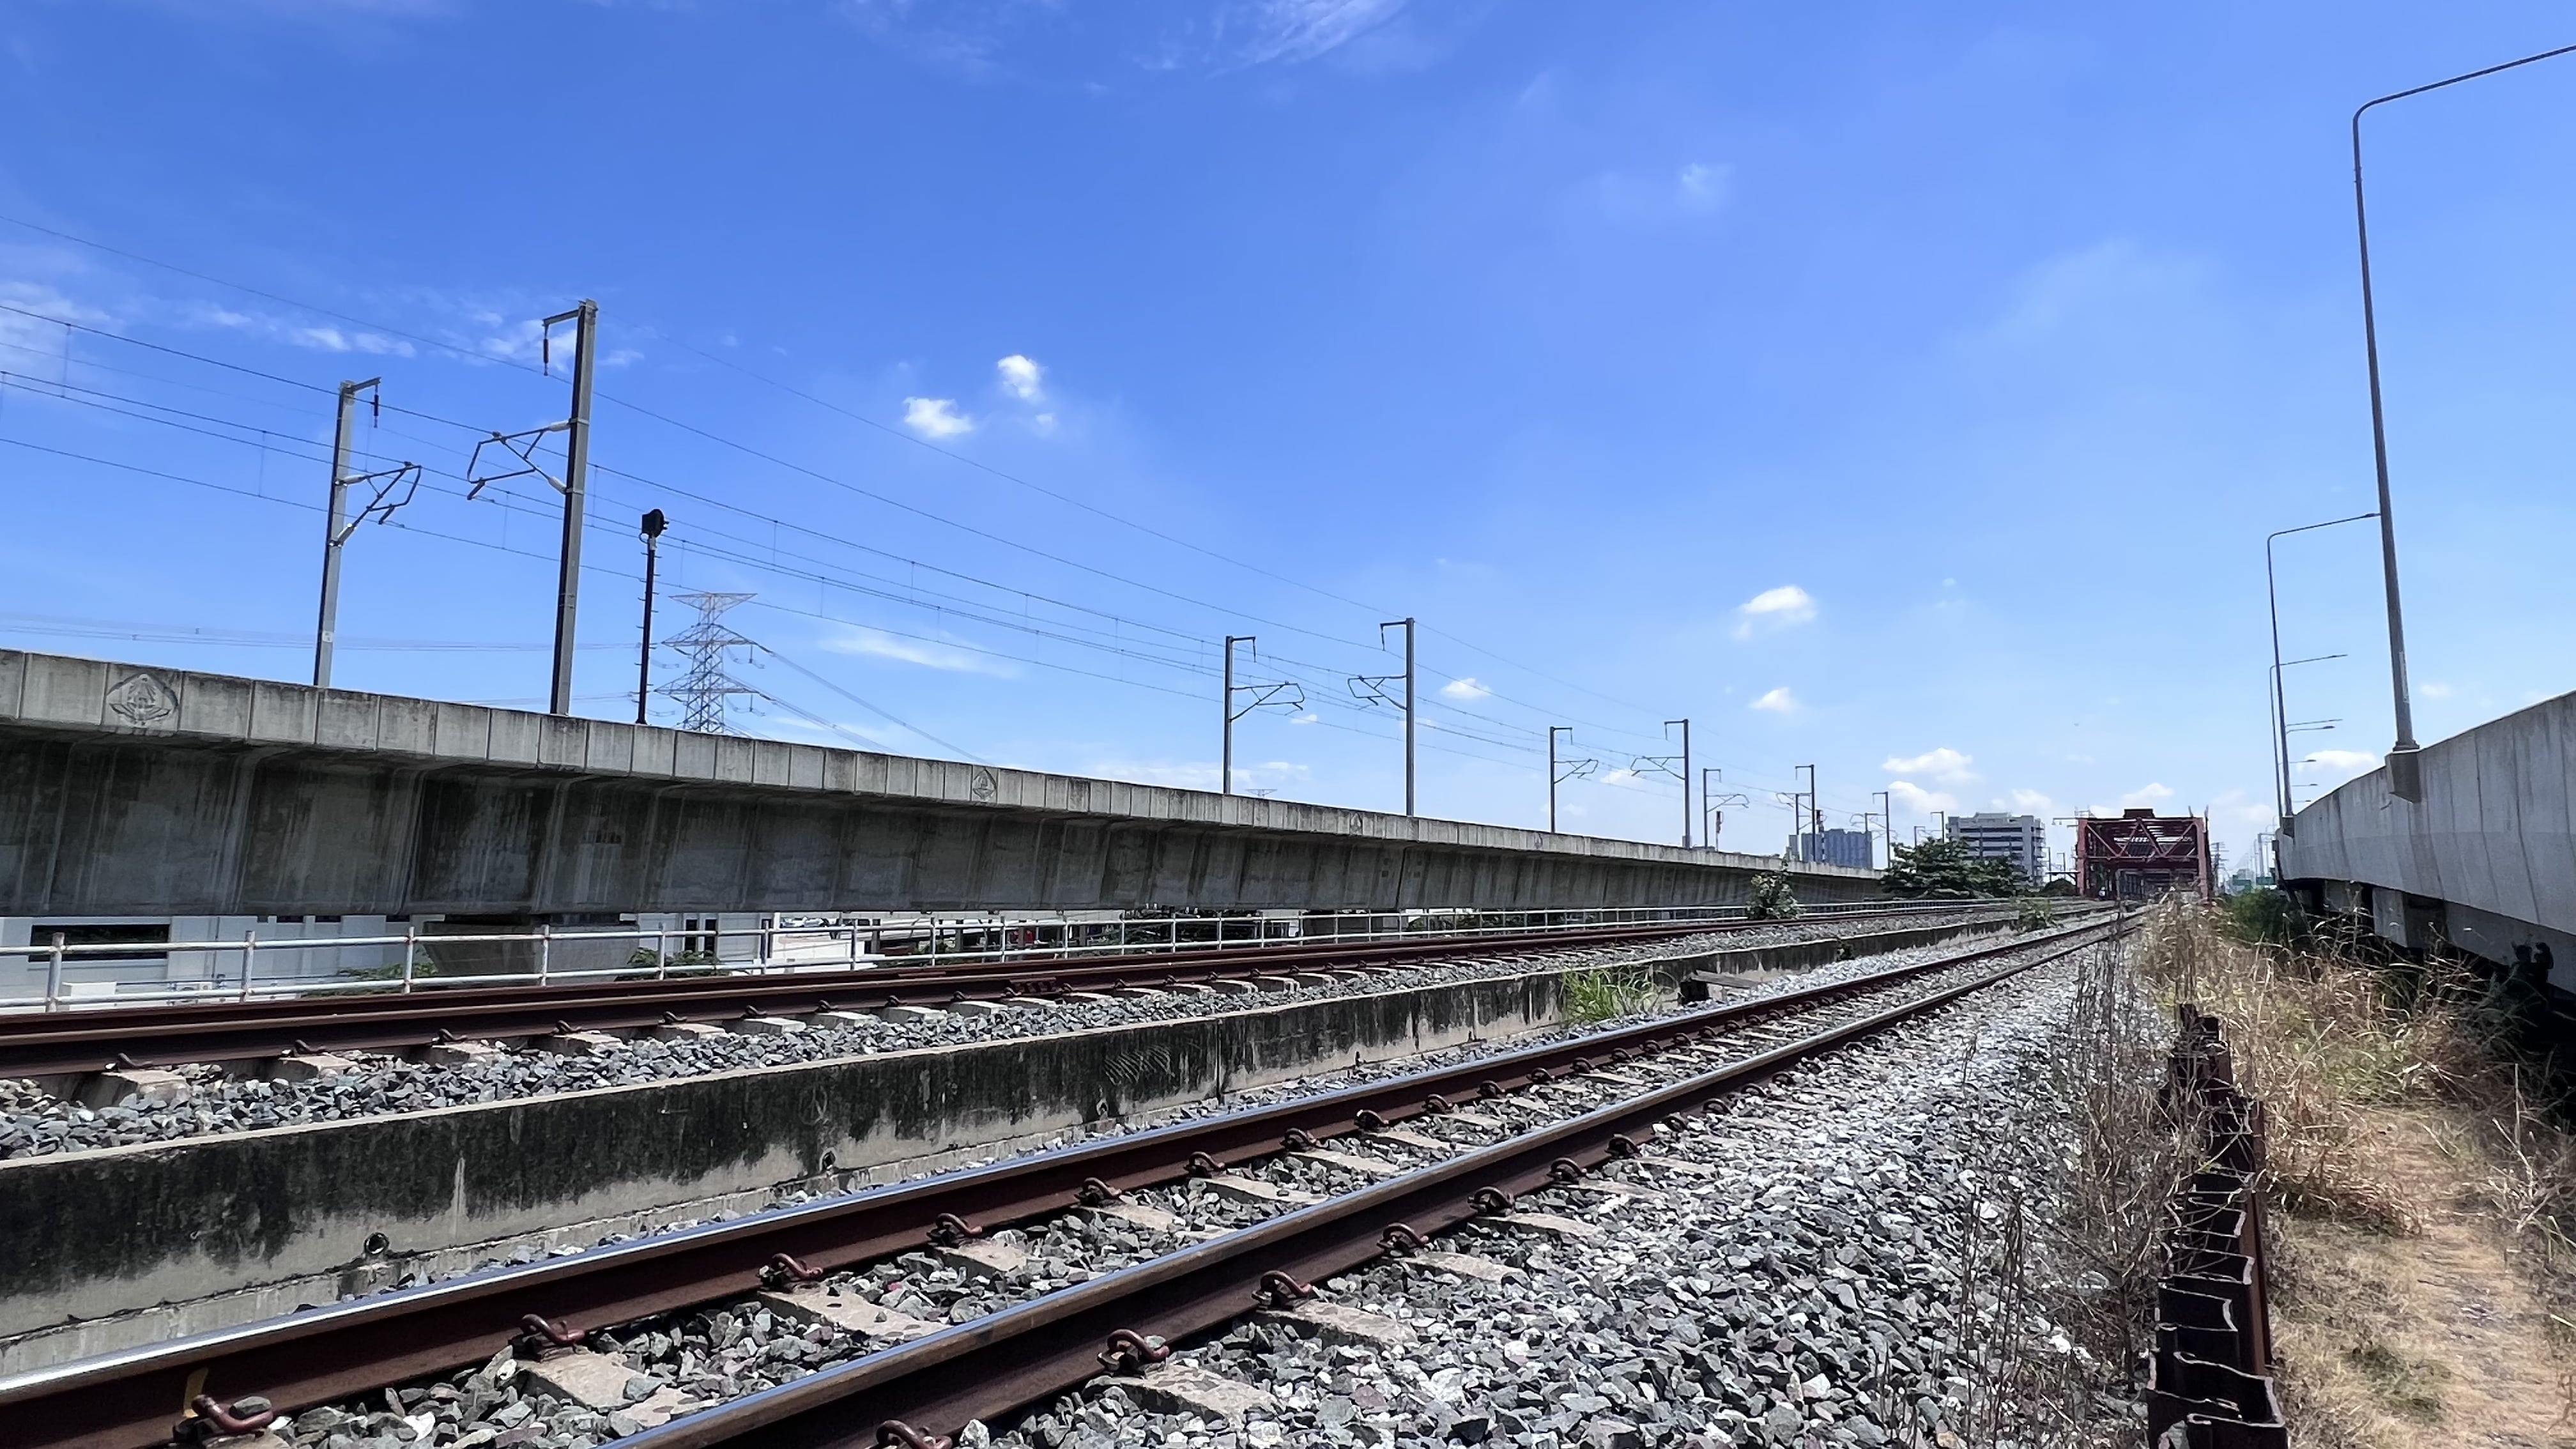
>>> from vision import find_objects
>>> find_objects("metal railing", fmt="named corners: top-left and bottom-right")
top-left (0, 897), bottom-right (1995, 1014)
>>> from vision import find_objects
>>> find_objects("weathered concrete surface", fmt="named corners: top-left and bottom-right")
top-left (0, 918), bottom-right (2000, 1368)
top-left (2283, 687), bottom-right (2576, 990)
top-left (0, 963), bottom-right (1588, 1346)
top-left (0, 649), bottom-right (1874, 917)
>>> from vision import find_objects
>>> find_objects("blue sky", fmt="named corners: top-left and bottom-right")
top-left (4, 1), bottom-right (2575, 876)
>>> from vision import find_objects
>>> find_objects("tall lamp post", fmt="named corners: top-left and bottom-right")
top-left (2265, 513), bottom-right (2374, 827)
top-left (636, 509), bottom-right (667, 724)
top-left (2271, 651), bottom-right (2348, 823)
top-left (2351, 42), bottom-right (2576, 801)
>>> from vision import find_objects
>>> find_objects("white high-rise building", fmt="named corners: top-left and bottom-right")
top-left (1945, 812), bottom-right (2048, 884)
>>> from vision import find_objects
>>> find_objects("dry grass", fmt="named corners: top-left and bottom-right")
top-left (2133, 900), bottom-right (2576, 1448)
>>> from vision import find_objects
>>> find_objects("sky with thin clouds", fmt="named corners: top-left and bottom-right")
top-left (3, 1), bottom-right (2575, 877)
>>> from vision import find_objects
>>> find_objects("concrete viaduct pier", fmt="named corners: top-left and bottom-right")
top-left (0, 649), bottom-right (1873, 921)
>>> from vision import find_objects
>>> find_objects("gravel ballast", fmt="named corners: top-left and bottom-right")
top-left (0, 913), bottom-right (2009, 1162)
top-left (207, 924), bottom-right (2113, 1449)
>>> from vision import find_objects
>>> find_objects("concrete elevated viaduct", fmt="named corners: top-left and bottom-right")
top-left (0, 650), bottom-right (1874, 921)
top-left (2281, 685), bottom-right (2576, 995)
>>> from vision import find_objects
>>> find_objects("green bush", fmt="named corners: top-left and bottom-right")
top-left (1882, 838), bottom-right (2025, 898)
top-left (1747, 872), bottom-right (1803, 920)
top-left (2014, 898), bottom-right (2059, 931)
top-left (2220, 885), bottom-right (2303, 947)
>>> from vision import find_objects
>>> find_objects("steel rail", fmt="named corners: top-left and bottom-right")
top-left (0, 907), bottom-right (2000, 1078)
top-left (0, 914), bottom-right (2115, 1449)
top-left (624, 928), bottom-right (2125, 1449)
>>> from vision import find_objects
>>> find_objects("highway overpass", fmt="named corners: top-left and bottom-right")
top-left (2281, 685), bottom-right (2576, 993)
top-left (0, 649), bottom-right (1875, 919)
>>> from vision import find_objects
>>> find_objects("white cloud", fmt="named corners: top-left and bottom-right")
top-left (1733, 585), bottom-right (1816, 640)
top-left (1750, 686), bottom-right (1797, 714)
top-left (902, 396), bottom-right (973, 438)
top-left (996, 353), bottom-right (1044, 401)
top-left (821, 627), bottom-right (1013, 676)
top-left (1234, 0), bottom-right (1406, 65)
top-left (1032, 411), bottom-right (1058, 435)
top-left (181, 300), bottom-right (418, 358)
top-left (0, 282), bottom-right (111, 350)
top-left (1289, 712), bottom-right (1320, 725)
top-left (1439, 677), bottom-right (1492, 702)
top-left (2007, 788), bottom-right (2053, 813)
top-left (1882, 747), bottom-right (1976, 783)
top-left (2421, 682), bottom-right (2455, 699)
top-left (2302, 749), bottom-right (2382, 776)
top-left (1675, 161), bottom-right (1731, 213)
top-left (1888, 780), bottom-right (1959, 815)
top-left (2121, 783), bottom-right (2175, 808)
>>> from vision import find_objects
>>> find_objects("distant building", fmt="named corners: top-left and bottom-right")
top-left (1945, 812), bottom-right (2047, 884)
top-left (1795, 829), bottom-right (1876, 870)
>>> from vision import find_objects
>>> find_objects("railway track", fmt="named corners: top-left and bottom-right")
top-left (0, 905), bottom-right (2004, 1080)
top-left (0, 913), bottom-right (2125, 1449)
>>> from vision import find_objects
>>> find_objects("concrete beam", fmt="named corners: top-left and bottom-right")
top-left (0, 650), bottom-right (1874, 917)
top-left (2282, 684), bottom-right (2576, 989)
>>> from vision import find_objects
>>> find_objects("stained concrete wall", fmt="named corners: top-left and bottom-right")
top-left (0, 966), bottom-right (1583, 1344)
top-left (0, 650), bottom-right (1874, 917)
top-left (2281, 686), bottom-right (2576, 990)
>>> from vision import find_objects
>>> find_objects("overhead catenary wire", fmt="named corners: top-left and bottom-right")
top-left (0, 226), bottom-right (1676, 736)
top-left (3, 430), bottom-right (1739, 807)
top-left (2, 365), bottom-right (1561, 755)
top-left (0, 222), bottom-right (1860, 826)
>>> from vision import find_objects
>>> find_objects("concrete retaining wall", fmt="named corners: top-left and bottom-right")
top-left (0, 964), bottom-right (1574, 1347)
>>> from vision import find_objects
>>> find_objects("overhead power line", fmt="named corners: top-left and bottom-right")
top-left (0, 218), bottom-right (1672, 730)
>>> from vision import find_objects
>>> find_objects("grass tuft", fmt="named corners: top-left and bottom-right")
top-left (1561, 965), bottom-right (1657, 1023)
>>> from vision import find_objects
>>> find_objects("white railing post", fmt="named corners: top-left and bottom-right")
top-left (401, 926), bottom-right (418, 993)
top-left (538, 923), bottom-right (552, 987)
top-left (657, 924), bottom-right (671, 979)
top-left (43, 931), bottom-right (65, 1012)
top-left (240, 929), bottom-right (257, 1002)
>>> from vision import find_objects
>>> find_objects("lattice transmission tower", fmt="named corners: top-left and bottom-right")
top-left (660, 591), bottom-right (761, 733)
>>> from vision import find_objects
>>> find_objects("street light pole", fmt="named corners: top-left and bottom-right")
top-left (1874, 789), bottom-right (1894, 870)
top-left (636, 509), bottom-right (666, 724)
top-left (2267, 514), bottom-right (2376, 825)
top-left (1794, 764), bottom-right (1817, 862)
top-left (2350, 43), bottom-right (2576, 800)
top-left (1701, 767), bottom-right (1722, 848)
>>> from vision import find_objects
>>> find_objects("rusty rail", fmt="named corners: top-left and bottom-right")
top-left (0, 907), bottom-right (2003, 1078)
top-left (617, 930), bottom-right (2123, 1448)
top-left (2147, 1004), bottom-right (2286, 1448)
top-left (0, 917), bottom-right (2124, 1449)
